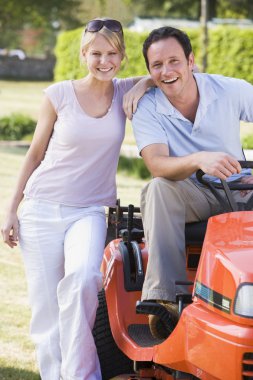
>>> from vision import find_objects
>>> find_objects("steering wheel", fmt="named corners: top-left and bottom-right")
top-left (196, 160), bottom-right (253, 212)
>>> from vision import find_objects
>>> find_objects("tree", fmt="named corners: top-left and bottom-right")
top-left (216, 0), bottom-right (253, 19)
top-left (123, 0), bottom-right (253, 20)
top-left (78, 0), bottom-right (133, 27)
top-left (0, 0), bottom-right (82, 52)
top-left (124, 0), bottom-right (200, 19)
top-left (200, 0), bottom-right (208, 71)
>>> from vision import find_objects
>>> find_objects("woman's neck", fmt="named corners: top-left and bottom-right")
top-left (80, 75), bottom-right (114, 96)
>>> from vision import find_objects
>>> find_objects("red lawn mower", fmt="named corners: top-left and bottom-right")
top-left (93, 161), bottom-right (253, 380)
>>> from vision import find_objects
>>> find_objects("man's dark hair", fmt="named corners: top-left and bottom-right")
top-left (143, 26), bottom-right (192, 70)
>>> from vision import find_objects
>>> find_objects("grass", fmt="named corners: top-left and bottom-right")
top-left (0, 146), bottom-right (40, 379)
top-left (0, 146), bottom-right (145, 379)
top-left (0, 81), bottom-right (51, 119)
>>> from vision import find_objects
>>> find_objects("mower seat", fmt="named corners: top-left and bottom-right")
top-left (185, 221), bottom-right (207, 245)
top-left (120, 221), bottom-right (208, 245)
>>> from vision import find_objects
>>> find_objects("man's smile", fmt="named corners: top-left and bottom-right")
top-left (162, 77), bottom-right (179, 84)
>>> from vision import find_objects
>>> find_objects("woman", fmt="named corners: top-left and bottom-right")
top-left (1, 18), bottom-right (151, 380)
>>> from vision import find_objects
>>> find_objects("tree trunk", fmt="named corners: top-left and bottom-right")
top-left (200, 0), bottom-right (208, 72)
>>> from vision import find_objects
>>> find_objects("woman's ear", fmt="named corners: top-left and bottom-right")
top-left (81, 48), bottom-right (87, 63)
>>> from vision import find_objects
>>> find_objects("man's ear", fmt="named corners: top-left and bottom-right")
top-left (188, 52), bottom-right (195, 71)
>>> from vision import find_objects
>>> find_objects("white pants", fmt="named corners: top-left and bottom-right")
top-left (18, 199), bottom-right (107, 380)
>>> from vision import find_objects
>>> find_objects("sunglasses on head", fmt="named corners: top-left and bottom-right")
top-left (85, 19), bottom-right (123, 34)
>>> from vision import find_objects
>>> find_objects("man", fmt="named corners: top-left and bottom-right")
top-left (132, 26), bottom-right (253, 339)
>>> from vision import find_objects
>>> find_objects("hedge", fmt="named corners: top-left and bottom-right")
top-left (118, 155), bottom-right (151, 179)
top-left (54, 26), bottom-right (253, 83)
top-left (0, 113), bottom-right (36, 141)
top-left (242, 135), bottom-right (253, 149)
top-left (207, 26), bottom-right (253, 83)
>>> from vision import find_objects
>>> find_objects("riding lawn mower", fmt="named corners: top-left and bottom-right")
top-left (92, 161), bottom-right (253, 380)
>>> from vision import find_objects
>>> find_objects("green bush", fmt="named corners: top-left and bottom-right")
top-left (0, 113), bottom-right (36, 141)
top-left (208, 26), bottom-right (253, 83)
top-left (54, 26), bottom-right (253, 83)
top-left (118, 155), bottom-right (151, 179)
top-left (242, 134), bottom-right (253, 149)
top-left (54, 28), bottom-right (85, 81)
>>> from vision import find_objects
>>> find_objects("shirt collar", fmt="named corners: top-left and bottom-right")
top-left (155, 87), bottom-right (175, 115)
top-left (194, 73), bottom-right (218, 109)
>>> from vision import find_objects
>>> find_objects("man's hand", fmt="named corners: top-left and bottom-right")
top-left (240, 175), bottom-right (253, 197)
top-left (198, 152), bottom-right (241, 180)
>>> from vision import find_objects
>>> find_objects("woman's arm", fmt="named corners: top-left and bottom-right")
top-left (123, 76), bottom-right (154, 120)
top-left (1, 96), bottom-right (57, 248)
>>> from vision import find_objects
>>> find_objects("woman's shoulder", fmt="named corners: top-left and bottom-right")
top-left (44, 80), bottom-right (72, 111)
top-left (113, 77), bottom-right (135, 96)
top-left (45, 80), bottom-right (71, 93)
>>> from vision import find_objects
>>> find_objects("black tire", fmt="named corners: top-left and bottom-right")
top-left (93, 289), bottom-right (133, 380)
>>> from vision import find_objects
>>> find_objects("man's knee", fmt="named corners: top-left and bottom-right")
top-left (142, 177), bottom-right (179, 201)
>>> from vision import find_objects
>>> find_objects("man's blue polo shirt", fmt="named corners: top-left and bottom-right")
top-left (132, 73), bottom-right (253, 180)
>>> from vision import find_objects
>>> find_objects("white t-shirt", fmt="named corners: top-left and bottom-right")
top-left (24, 78), bottom-right (134, 207)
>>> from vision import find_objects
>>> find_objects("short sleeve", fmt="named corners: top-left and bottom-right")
top-left (132, 89), bottom-right (168, 154)
top-left (114, 77), bottom-right (135, 96)
top-left (43, 81), bottom-right (66, 113)
top-left (238, 79), bottom-right (253, 122)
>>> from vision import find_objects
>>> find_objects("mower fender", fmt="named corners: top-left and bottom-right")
top-left (154, 302), bottom-right (253, 380)
top-left (101, 239), bottom-right (153, 361)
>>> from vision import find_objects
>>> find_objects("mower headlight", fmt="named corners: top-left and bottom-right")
top-left (234, 283), bottom-right (253, 318)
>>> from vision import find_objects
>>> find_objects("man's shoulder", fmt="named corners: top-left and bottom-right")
top-left (195, 72), bottom-right (249, 89)
top-left (195, 73), bottom-right (253, 100)
top-left (136, 86), bottom-right (157, 109)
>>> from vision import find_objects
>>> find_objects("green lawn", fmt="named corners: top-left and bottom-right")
top-left (0, 146), bottom-right (146, 379)
top-left (0, 81), bottom-right (51, 119)
top-left (0, 147), bottom-right (40, 379)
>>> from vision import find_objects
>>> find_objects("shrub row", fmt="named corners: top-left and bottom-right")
top-left (0, 113), bottom-right (36, 141)
top-left (242, 134), bottom-right (253, 149)
top-left (207, 27), bottom-right (253, 82)
top-left (54, 26), bottom-right (253, 83)
top-left (118, 155), bottom-right (151, 179)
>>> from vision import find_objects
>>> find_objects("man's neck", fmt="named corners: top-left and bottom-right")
top-left (169, 77), bottom-right (199, 123)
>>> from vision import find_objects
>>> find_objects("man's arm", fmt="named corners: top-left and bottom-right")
top-left (141, 144), bottom-right (242, 181)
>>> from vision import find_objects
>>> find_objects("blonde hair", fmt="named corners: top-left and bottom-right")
top-left (80, 18), bottom-right (126, 63)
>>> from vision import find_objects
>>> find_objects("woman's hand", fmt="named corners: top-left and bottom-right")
top-left (123, 76), bottom-right (153, 120)
top-left (1, 212), bottom-right (19, 248)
